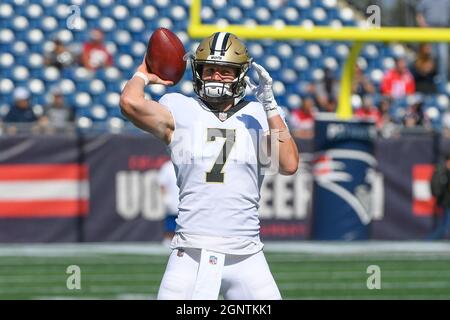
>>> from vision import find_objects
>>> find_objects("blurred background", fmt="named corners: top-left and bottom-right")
top-left (0, 0), bottom-right (449, 299)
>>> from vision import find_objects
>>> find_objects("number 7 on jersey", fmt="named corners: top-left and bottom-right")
top-left (206, 128), bottom-right (236, 183)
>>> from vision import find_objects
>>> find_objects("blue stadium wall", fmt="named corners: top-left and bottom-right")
top-left (0, 133), bottom-right (447, 242)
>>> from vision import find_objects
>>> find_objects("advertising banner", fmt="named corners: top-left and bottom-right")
top-left (311, 115), bottom-right (380, 240)
top-left (0, 133), bottom-right (446, 242)
top-left (0, 135), bottom-right (85, 242)
top-left (371, 134), bottom-right (438, 240)
top-left (83, 133), bottom-right (170, 242)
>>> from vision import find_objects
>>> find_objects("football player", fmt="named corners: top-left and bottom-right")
top-left (120, 32), bottom-right (299, 300)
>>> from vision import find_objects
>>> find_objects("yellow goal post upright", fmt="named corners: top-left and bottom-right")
top-left (188, 0), bottom-right (450, 120)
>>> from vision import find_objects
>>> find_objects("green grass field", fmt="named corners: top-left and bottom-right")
top-left (0, 242), bottom-right (449, 300)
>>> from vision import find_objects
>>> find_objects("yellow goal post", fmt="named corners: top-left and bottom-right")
top-left (188, 0), bottom-right (450, 119)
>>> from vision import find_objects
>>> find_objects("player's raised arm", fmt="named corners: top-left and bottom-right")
top-left (245, 62), bottom-right (299, 175)
top-left (120, 59), bottom-right (175, 144)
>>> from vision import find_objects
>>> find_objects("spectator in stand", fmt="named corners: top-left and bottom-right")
top-left (402, 94), bottom-right (431, 130)
top-left (416, 0), bottom-right (450, 84)
top-left (352, 65), bottom-right (375, 97)
top-left (381, 57), bottom-right (416, 98)
top-left (354, 95), bottom-right (381, 127)
top-left (44, 38), bottom-right (74, 70)
top-left (3, 87), bottom-right (40, 135)
top-left (411, 43), bottom-right (438, 94)
top-left (377, 97), bottom-right (393, 126)
top-left (289, 96), bottom-right (316, 139)
top-left (81, 29), bottom-right (113, 71)
top-left (315, 68), bottom-right (338, 112)
top-left (39, 86), bottom-right (75, 134)
top-left (377, 97), bottom-right (398, 137)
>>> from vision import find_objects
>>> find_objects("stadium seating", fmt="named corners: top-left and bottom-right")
top-left (0, 0), bottom-right (448, 131)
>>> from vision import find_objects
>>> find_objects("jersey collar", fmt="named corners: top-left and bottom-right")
top-left (198, 98), bottom-right (250, 122)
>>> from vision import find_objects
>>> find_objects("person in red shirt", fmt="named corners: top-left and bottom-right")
top-left (81, 29), bottom-right (113, 71)
top-left (289, 97), bottom-right (316, 139)
top-left (381, 57), bottom-right (415, 98)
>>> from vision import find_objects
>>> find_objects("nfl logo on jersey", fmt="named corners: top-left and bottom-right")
top-left (218, 112), bottom-right (227, 121)
top-left (209, 255), bottom-right (217, 265)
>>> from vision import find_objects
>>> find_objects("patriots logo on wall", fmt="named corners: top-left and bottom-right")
top-left (313, 149), bottom-right (381, 226)
top-left (312, 116), bottom-right (382, 240)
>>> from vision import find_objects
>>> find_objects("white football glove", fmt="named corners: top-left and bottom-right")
top-left (245, 62), bottom-right (279, 118)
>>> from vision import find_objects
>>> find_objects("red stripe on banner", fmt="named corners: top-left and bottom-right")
top-left (0, 164), bottom-right (88, 181)
top-left (413, 199), bottom-right (436, 217)
top-left (413, 164), bottom-right (435, 181)
top-left (0, 200), bottom-right (89, 218)
top-left (412, 164), bottom-right (436, 216)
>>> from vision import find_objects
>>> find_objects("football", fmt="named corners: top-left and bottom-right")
top-left (145, 28), bottom-right (186, 85)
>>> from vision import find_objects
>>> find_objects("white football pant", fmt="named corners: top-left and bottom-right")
top-left (157, 248), bottom-right (281, 300)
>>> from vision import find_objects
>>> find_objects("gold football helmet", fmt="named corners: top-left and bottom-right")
top-left (188, 32), bottom-right (252, 104)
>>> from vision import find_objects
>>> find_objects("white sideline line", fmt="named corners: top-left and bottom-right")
top-left (266, 253), bottom-right (450, 261)
top-left (264, 241), bottom-right (450, 254)
top-left (0, 243), bottom-right (171, 256)
top-left (0, 242), bottom-right (448, 256)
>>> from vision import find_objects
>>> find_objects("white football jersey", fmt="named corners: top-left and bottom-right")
top-left (159, 93), bottom-right (285, 241)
